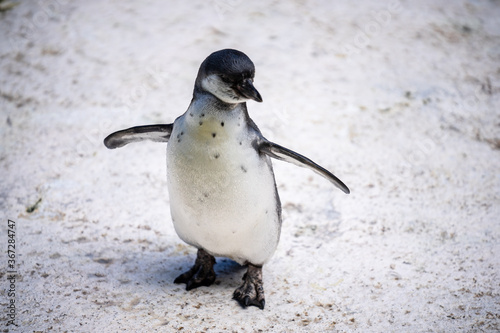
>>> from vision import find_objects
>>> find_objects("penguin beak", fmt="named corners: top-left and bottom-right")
top-left (236, 79), bottom-right (263, 103)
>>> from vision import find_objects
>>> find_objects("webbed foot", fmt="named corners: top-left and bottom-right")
top-left (233, 264), bottom-right (265, 310)
top-left (174, 249), bottom-right (216, 290)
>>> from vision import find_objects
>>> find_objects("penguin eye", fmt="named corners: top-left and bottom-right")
top-left (242, 71), bottom-right (253, 80)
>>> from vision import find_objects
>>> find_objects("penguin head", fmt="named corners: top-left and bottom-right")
top-left (195, 49), bottom-right (263, 104)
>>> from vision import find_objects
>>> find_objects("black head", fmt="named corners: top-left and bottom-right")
top-left (195, 49), bottom-right (263, 104)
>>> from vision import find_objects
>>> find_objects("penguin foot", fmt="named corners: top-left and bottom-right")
top-left (174, 249), bottom-right (216, 291)
top-left (233, 264), bottom-right (265, 310)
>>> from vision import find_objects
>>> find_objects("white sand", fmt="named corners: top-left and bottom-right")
top-left (1, 1), bottom-right (499, 331)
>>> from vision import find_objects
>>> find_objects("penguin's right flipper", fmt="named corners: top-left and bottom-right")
top-left (104, 124), bottom-right (173, 149)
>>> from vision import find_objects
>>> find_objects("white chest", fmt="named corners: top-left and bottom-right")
top-left (168, 107), bottom-right (257, 198)
top-left (165, 105), bottom-right (281, 265)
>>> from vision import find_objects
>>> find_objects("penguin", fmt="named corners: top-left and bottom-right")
top-left (104, 49), bottom-right (349, 310)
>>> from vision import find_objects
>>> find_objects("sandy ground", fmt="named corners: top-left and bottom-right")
top-left (1, 0), bottom-right (499, 332)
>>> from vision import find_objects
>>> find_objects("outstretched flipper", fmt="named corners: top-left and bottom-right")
top-left (104, 124), bottom-right (173, 149)
top-left (259, 140), bottom-right (350, 194)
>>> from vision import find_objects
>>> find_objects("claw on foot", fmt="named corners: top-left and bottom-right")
top-left (174, 249), bottom-right (216, 290)
top-left (233, 264), bottom-right (265, 310)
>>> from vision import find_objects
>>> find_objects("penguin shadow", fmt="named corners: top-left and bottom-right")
top-left (169, 255), bottom-right (247, 289)
top-left (121, 251), bottom-right (246, 294)
top-left (212, 257), bottom-right (247, 287)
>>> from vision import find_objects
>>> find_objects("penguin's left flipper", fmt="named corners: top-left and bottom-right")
top-left (104, 124), bottom-right (173, 149)
top-left (259, 140), bottom-right (350, 194)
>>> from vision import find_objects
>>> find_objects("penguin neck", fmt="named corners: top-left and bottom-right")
top-left (190, 89), bottom-right (249, 119)
top-left (184, 90), bottom-right (250, 138)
